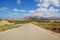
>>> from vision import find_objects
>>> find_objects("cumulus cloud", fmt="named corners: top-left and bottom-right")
top-left (28, 0), bottom-right (60, 17)
top-left (17, 0), bottom-right (22, 4)
top-left (13, 8), bottom-right (26, 16)
top-left (13, 9), bottom-right (19, 12)
top-left (48, 7), bottom-right (58, 13)
top-left (13, 8), bottom-right (26, 13)
top-left (50, 0), bottom-right (59, 6)
top-left (19, 10), bottom-right (26, 12)
top-left (29, 7), bottom-right (59, 17)
top-left (0, 7), bottom-right (7, 11)
top-left (29, 10), bottom-right (36, 13)
top-left (36, 0), bottom-right (60, 7)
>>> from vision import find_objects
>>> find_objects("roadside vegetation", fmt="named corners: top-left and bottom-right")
top-left (32, 20), bottom-right (60, 33)
top-left (0, 20), bottom-right (60, 33)
top-left (0, 20), bottom-right (25, 32)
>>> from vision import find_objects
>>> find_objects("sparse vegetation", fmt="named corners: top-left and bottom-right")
top-left (32, 20), bottom-right (60, 33)
top-left (0, 20), bottom-right (24, 32)
top-left (0, 20), bottom-right (60, 33)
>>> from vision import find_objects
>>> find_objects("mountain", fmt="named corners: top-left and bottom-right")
top-left (46, 17), bottom-right (60, 20)
top-left (23, 16), bottom-right (60, 20)
top-left (24, 16), bottom-right (48, 20)
top-left (0, 16), bottom-right (60, 21)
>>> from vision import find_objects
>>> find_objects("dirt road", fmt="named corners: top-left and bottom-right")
top-left (0, 23), bottom-right (60, 40)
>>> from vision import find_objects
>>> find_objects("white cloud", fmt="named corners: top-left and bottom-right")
top-left (29, 10), bottom-right (36, 13)
top-left (13, 8), bottom-right (26, 13)
top-left (0, 7), bottom-right (7, 11)
top-left (13, 9), bottom-right (19, 12)
top-left (48, 7), bottom-right (58, 13)
top-left (13, 9), bottom-right (26, 16)
top-left (36, 0), bottom-right (60, 8)
top-left (50, 0), bottom-right (59, 6)
top-left (19, 10), bottom-right (26, 12)
top-left (28, 0), bottom-right (60, 17)
top-left (29, 7), bottom-right (59, 17)
top-left (17, 0), bottom-right (22, 4)
top-left (35, 0), bottom-right (43, 3)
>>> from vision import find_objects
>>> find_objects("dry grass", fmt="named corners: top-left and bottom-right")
top-left (32, 20), bottom-right (60, 33)
top-left (0, 20), bottom-right (23, 32)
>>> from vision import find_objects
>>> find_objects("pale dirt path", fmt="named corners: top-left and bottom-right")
top-left (0, 23), bottom-right (60, 40)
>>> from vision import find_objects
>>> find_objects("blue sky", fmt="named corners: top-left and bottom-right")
top-left (0, 0), bottom-right (37, 10)
top-left (0, 0), bottom-right (60, 19)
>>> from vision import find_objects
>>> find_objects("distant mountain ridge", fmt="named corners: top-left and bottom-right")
top-left (23, 16), bottom-right (60, 20)
top-left (0, 16), bottom-right (60, 21)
